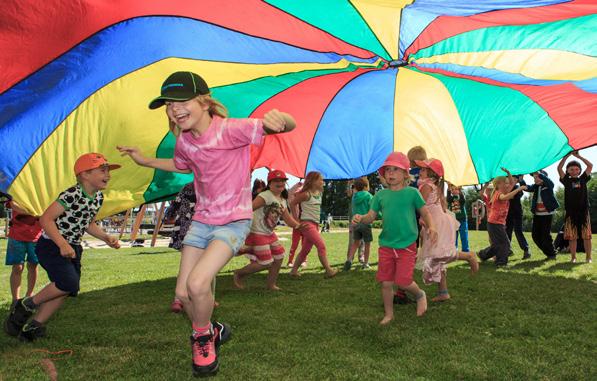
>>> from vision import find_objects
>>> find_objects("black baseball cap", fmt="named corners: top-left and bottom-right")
top-left (148, 71), bottom-right (210, 109)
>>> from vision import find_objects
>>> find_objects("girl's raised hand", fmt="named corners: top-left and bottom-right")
top-left (500, 167), bottom-right (511, 174)
top-left (117, 146), bottom-right (149, 166)
top-left (263, 109), bottom-right (287, 133)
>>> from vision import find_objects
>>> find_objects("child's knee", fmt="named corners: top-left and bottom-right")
top-left (187, 276), bottom-right (213, 298)
top-left (57, 277), bottom-right (80, 295)
top-left (381, 281), bottom-right (394, 290)
top-left (11, 264), bottom-right (24, 274)
top-left (396, 280), bottom-right (413, 289)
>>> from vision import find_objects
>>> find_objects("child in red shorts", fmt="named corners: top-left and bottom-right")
top-left (233, 170), bottom-right (303, 291)
top-left (353, 152), bottom-right (437, 325)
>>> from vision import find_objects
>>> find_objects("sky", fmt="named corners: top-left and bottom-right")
top-left (252, 146), bottom-right (597, 190)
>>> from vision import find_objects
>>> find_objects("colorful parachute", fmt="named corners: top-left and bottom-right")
top-left (1, 0), bottom-right (596, 217)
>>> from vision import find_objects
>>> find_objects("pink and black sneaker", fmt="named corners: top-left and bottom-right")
top-left (211, 321), bottom-right (231, 349)
top-left (190, 322), bottom-right (231, 377)
top-left (191, 332), bottom-right (218, 377)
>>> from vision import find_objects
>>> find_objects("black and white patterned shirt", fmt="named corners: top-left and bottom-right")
top-left (43, 184), bottom-right (104, 245)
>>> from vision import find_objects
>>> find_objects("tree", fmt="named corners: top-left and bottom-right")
top-left (321, 173), bottom-right (382, 218)
top-left (321, 180), bottom-right (350, 217)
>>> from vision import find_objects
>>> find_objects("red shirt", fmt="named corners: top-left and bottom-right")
top-left (6, 202), bottom-right (42, 242)
top-left (487, 191), bottom-right (510, 225)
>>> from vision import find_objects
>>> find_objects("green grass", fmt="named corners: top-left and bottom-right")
top-left (0, 231), bottom-right (595, 380)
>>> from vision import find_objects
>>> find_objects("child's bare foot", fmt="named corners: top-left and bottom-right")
top-left (416, 291), bottom-right (427, 317)
top-left (267, 285), bottom-right (282, 291)
top-left (324, 269), bottom-right (338, 279)
top-left (469, 252), bottom-right (479, 274)
top-left (432, 293), bottom-right (451, 302)
top-left (232, 271), bottom-right (245, 289)
top-left (289, 271), bottom-right (301, 278)
top-left (379, 315), bottom-right (394, 325)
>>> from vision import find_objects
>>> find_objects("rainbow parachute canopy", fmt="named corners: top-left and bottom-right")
top-left (1, 0), bottom-right (596, 217)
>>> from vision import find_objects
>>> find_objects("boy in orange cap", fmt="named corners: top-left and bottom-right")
top-left (3, 153), bottom-right (121, 341)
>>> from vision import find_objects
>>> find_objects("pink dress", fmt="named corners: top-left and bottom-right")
top-left (418, 179), bottom-right (460, 284)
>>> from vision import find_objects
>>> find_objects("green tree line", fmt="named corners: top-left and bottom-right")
top-left (321, 174), bottom-right (597, 233)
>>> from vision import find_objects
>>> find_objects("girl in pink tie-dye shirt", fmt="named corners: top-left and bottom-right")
top-left (118, 71), bottom-right (296, 377)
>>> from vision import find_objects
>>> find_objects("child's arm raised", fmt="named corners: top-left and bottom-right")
top-left (117, 146), bottom-right (191, 173)
top-left (262, 109), bottom-right (296, 135)
top-left (557, 152), bottom-right (571, 179)
top-left (572, 151), bottom-right (593, 175)
top-left (499, 185), bottom-right (527, 201)
top-left (86, 220), bottom-right (120, 249)
top-left (501, 167), bottom-right (515, 192)
top-left (538, 172), bottom-right (555, 190)
top-left (39, 202), bottom-right (76, 258)
top-left (352, 209), bottom-right (378, 225)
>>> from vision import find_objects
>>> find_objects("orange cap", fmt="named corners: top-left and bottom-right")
top-left (74, 153), bottom-right (121, 175)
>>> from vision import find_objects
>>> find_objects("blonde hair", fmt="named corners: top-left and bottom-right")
top-left (301, 171), bottom-right (323, 194)
top-left (407, 146), bottom-right (427, 164)
top-left (196, 94), bottom-right (228, 118)
top-left (491, 176), bottom-right (507, 200)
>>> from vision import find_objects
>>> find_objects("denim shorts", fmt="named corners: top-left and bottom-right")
top-left (5, 238), bottom-right (39, 265)
top-left (182, 219), bottom-right (251, 255)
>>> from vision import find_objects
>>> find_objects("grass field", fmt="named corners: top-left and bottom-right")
top-left (0, 230), bottom-right (595, 380)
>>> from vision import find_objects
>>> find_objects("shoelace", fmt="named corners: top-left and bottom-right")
top-left (192, 336), bottom-right (214, 358)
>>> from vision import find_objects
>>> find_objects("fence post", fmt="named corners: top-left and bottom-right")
top-left (151, 202), bottom-right (166, 247)
top-left (129, 204), bottom-right (147, 242)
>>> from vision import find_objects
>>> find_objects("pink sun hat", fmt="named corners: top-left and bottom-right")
top-left (378, 152), bottom-right (410, 176)
top-left (415, 158), bottom-right (444, 177)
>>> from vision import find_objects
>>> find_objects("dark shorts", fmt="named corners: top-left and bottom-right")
top-left (35, 237), bottom-right (83, 297)
top-left (352, 223), bottom-right (373, 243)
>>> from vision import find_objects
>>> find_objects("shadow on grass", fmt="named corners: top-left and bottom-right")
top-left (1, 267), bottom-right (596, 381)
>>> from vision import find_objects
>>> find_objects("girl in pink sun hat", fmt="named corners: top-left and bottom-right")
top-left (415, 159), bottom-right (479, 302)
top-left (353, 152), bottom-right (437, 324)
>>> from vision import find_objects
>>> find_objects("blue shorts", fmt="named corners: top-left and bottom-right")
top-left (35, 237), bottom-right (83, 297)
top-left (183, 220), bottom-right (251, 255)
top-left (5, 238), bottom-right (39, 265)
